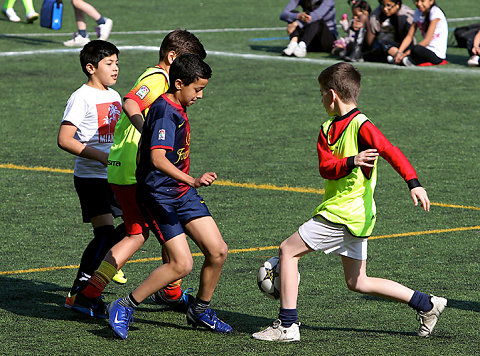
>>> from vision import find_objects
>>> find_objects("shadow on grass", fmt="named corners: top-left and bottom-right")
top-left (445, 53), bottom-right (469, 66)
top-left (0, 34), bottom-right (59, 46)
top-left (0, 275), bottom-right (113, 323)
top-left (249, 44), bottom-right (285, 54)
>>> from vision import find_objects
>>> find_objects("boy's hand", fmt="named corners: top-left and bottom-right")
top-left (194, 172), bottom-right (217, 188)
top-left (410, 186), bottom-right (430, 211)
top-left (354, 149), bottom-right (378, 167)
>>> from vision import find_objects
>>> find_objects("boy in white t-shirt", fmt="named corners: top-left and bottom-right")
top-left (392, 0), bottom-right (448, 66)
top-left (57, 40), bottom-right (124, 318)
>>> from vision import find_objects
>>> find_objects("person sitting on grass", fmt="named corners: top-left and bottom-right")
top-left (252, 62), bottom-right (447, 342)
top-left (392, 0), bottom-right (448, 66)
top-left (280, 0), bottom-right (337, 58)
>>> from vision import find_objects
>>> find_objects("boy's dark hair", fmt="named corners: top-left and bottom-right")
top-left (80, 40), bottom-right (119, 77)
top-left (159, 29), bottom-right (207, 62)
top-left (377, 0), bottom-right (402, 5)
top-left (169, 53), bottom-right (212, 87)
top-left (318, 62), bottom-right (361, 104)
top-left (351, 0), bottom-right (371, 14)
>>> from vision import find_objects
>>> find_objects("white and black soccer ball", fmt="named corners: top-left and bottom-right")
top-left (257, 256), bottom-right (300, 299)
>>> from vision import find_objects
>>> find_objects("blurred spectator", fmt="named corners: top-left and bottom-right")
top-left (2, 0), bottom-right (38, 23)
top-left (64, 0), bottom-right (113, 47)
top-left (280, 0), bottom-right (337, 57)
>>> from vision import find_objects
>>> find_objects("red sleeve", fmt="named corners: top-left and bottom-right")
top-left (317, 130), bottom-right (351, 180)
top-left (358, 121), bottom-right (418, 182)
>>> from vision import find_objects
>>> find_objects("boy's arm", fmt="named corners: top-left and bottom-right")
top-left (418, 18), bottom-right (440, 47)
top-left (57, 122), bottom-right (109, 166)
top-left (123, 98), bottom-right (144, 133)
top-left (472, 29), bottom-right (480, 55)
top-left (317, 131), bottom-right (353, 179)
top-left (308, 0), bottom-right (335, 25)
top-left (395, 23), bottom-right (416, 63)
top-left (151, 148), bottom-right (217, 188)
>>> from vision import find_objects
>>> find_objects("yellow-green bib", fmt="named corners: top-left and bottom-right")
top-left (107, 67), bottom-right (168, 185)
top-left (313, 113), bottom-right (377, 237)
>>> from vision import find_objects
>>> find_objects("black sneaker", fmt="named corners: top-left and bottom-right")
top-left (70, 293), bottom-right (107, 319)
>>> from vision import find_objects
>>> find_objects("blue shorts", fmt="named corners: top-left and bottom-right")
top-left (138, 187), bottom-right (211, 244)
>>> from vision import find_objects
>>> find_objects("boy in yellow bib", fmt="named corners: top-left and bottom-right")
top-left (252, 62), bottom-right (446, 342)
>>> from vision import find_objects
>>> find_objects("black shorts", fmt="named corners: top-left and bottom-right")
top-left (74, 176), bottom-right (122, 223)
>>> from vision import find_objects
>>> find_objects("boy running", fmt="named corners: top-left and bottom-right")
top-left (108, 53), bottom-right (232, 339)
top-left (252, 62), bottom-right (446, 342)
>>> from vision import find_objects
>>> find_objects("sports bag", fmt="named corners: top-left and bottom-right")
top-left (40, 0), bottom-right (63, 30)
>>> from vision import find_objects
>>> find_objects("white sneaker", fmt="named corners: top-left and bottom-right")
top-left (417, 295), bottom-right (447, 337)
top-left (293, 42), bottom-right (307, 58)
top-left (402, 56), bottom-right (415, 67)
top-left (26, 10), bottom-right (39, 23)
top-left (387, 55), bottom-right (394, 64)
top-left (467, 55), bottom-right (479, 67)
top-left (252, 319), bottom-right (300, 342)
top-left (282, 41), bottom-right (298, 56)
top-left (63, 33), bottom-right (91, 47)
top-left (96, 18), bottom-right (113, 41)
top-left (2, 8), bottom-right (21, 22)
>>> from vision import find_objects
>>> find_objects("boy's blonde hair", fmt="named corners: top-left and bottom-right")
top-left (318, 62), bottom-right (361, 104)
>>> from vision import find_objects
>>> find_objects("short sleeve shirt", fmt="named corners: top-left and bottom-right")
top-left (136, 94), bottom-right (191, 199)
top-left (413, 5), bottom-right (448, 59)
top-left (62, 84), bottom-right (122, 178)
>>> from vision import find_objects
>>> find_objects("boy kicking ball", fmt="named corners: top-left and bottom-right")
top-left (108, 53), bottom-right (231, 339)
top-left (252, 62), bottom-right (446, 342)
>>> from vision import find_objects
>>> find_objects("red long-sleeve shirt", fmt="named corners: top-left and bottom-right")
top-left (317, 109), bottom-right (421, 189)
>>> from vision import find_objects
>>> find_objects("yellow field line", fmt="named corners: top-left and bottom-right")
top-left (3, 163), bottom-right (480, 211)
top-left (1, 226), bottom-right (479, 276)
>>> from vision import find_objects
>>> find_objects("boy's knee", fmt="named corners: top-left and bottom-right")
top-left (345, 277), bottom-right (366, 293)
top-left (171, 256), bottom-right (193, 277)
top-left (279, 240), bottom-right (293, 259)
top-left (205, 241), bottom-right (228, 264)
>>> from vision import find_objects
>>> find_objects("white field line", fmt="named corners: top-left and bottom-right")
top-left (1, 45), bottom-right (479, 75)
top-left (1, 16), bottom-right (479, 38)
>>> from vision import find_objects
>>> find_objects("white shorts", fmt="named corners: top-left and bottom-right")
top-left (298, 216), bottom-right (367, 260)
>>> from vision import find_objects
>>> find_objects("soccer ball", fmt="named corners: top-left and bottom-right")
top-left (257, 256), bottom-right (300, 299)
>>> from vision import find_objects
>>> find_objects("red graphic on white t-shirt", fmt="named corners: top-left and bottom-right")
top-left (97, 102), bottom-right (122, 143)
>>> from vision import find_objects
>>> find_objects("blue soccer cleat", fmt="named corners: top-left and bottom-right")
top-left (150, 287), bottom-right (194, 313)
top-left (186, 305), bottom-right (232, 333)
top-left (108, 299), bottom-right (134, 340)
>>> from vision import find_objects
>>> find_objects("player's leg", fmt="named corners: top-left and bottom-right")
top-left (341, 256), bottom-right (414, 302)
top-left (183, 216), bottom-right (231, 333)
top-left (279, 231), bottom-right (313, 309)
top-left (79, 232), bottom-right (146, 299)
top-left (71, 0), bottom-right (112, 40)
top-left (108, 234), bottom-right (192, 339)
top-left (185, 216), bottom-right (227, 301)
top-left (2, 0), bottom-right (21, 22)
top-left (20, 0), bottom-right (37, 22)
top-left (341, 256), bottom-right (447, 336)
top-left (71, 0), bottom-right (100, 22)
top-left (149, 246), bottom-right (190, 311)
top-left (66, 178), bottom-right (123, 314)
top-left (252, 231), bottom-right (311, 342)
top-left (63, 0), bottom-right (90, 46)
